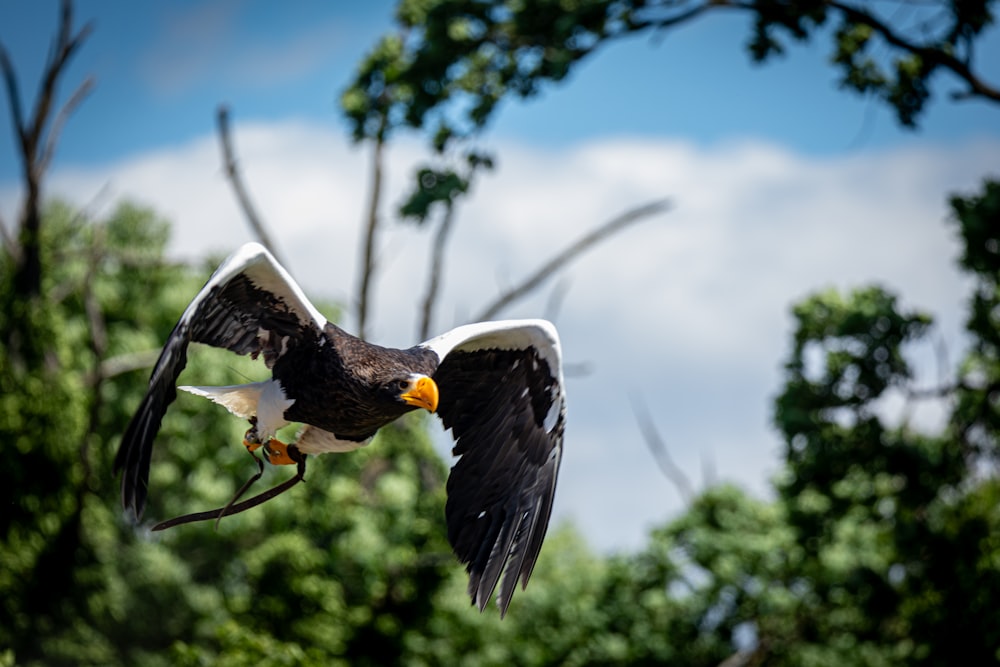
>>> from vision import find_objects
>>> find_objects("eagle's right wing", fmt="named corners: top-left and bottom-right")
top-left (115, 243), bottom-right (326, 520)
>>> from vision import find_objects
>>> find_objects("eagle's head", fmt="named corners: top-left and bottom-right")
top-left (388, 373), bottom-right (439, 413)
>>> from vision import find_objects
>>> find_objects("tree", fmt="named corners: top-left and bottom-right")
top-left (342, 0), bottom-right (998, 154)
top-left (600, 186), bottom-right (1000, 667)
top-left (3, 1), bottom-right (999, 665)
top-left (338, 0), bottom-right (998, 346)
top-left (339, 3), bottom-right (1000, 664)
top-left (0, 200), bottom-right (477, 666)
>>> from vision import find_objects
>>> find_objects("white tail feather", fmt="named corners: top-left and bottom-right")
top-left (178, 382), bottom-right (268, 420)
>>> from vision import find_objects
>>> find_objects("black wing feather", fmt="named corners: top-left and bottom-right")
top-left (115, 244), bottom-right (323, 519)
top-left (434, 345), bottom-right (565, 617)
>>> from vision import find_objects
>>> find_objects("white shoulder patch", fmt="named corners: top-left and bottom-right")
top-left (420, 319), bottom-right (563, 385)
top-left (208, 242), bottom-right (328, 330)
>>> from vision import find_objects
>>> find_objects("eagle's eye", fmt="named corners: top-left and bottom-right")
top-left (396, 379), bottom-right (410, 391)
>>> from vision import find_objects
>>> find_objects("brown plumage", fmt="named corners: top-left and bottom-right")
top-left (115, 242), bottom-right (566, 616)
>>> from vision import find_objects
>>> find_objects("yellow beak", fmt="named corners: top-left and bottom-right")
top-left (400, 376), bottom-right (439, 413)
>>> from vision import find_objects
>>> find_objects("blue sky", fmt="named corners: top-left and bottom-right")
top-left (1, 2), bottom-right (998, 552)
top-left (2, 0), bottom-right (998, 181)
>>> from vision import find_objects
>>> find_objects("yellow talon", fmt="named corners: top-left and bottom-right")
top-left (243, 439), bottom-right (262, 453)
top-left (263, 439), bottom-right (296, 465)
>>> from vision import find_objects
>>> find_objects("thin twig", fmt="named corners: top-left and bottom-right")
top-left (216, 105), bottom-right (285, 265)
top-left (23, 0), bottom-right (93, 177)
top-left (634, 0), bottom-right (1000, 105)
top-left (418, 201), bottom-right (458, 340)
top-left (0, 43), bottom-right (26, 151)
top-left (826, 0), bottom-right (1000, 104)
top-left (639, 0), bottom-right (726, 35)
top-left (38, 75), bottom-right (94, 176)
top-left (631, 393), bottom-right (695, 504)
top-left (476, 199), bottom-right (671, 321)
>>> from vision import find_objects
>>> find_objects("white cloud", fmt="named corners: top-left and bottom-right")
top-left (2, 123), bottom-right (995, 552)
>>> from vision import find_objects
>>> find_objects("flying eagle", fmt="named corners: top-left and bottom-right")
top-left (114, 242), bottom-right (565, 616)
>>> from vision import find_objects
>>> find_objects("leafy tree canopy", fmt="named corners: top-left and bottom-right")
top-left (342, 0), bottom-right (999, 152)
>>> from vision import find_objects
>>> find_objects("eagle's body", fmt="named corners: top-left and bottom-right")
top-left (115, 242), bottom-right (566, 616)
top-left (267, 322), bottom-right (437, 440)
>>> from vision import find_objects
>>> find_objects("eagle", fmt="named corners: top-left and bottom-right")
top-left (114, 242), bottom-right (565, 616)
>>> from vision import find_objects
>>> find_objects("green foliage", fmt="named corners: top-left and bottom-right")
top-left (951, 180), bottom-right (1000, 458)
top-left (3, 0), bottom-right (998, 661)
top-left (3, 188), bottom-right (999, 664)
top-left (399, 167), bottom-right (471, 224)
top-left (0, 202), bottom-right (453, 665)
top-left (342, 0), bottom-right (997, 154)
top-left (0, 201), bottom-right (193, 665)
top-left (760, 183), bottom-right (1000, 664)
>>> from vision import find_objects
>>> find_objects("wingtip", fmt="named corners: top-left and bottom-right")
top-left (119, 471), bottom-right (145, 523)
top-left (497, 595), bottom-right (512, 619)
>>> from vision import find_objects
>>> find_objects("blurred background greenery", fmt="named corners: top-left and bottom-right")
top-left (2, 1), bottom-right (999, 665)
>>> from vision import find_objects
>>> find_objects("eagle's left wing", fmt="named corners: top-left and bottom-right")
top-left (420, 319), bottom-right (566, 617)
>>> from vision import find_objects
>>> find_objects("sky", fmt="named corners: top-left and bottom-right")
top-left (1, 1), bottom-right (999, 552)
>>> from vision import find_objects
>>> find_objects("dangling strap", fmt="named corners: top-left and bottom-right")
top-left (151, 448), bottom-right (306, 531)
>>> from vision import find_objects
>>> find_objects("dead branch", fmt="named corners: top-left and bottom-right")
top-left (98, 350), bottom-right (161, 380)
top-left (418, 201), bottom-right (458, 340)
top-left (634, 0), bottom-right (1000, 106)
top-left (216, 105), bottom-right (285, 265)
top-left (38, 75), bottom-right (94, 176)
top-left (0, 45), bottom-right (26, 159)
top-left (0, 0), bottom-right (93, 297)
top-left (631, 393), bottom-right (695, 504)
top-left (475, 199), bottom-right (671, 321)
top-left (356, 126), bottom-right (387, 341)
top-left (826, 0), bottom-right (1000, 105)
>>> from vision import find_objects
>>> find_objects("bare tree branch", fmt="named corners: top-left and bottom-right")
top-left (418, 201), bottom-right (458, 340)
top-left (826, 0), bottom-right (1000, 104)
top-left (25, 1), bottom-right (93, 175)
top-left (633, 0), bottom-right (1000, 106)
top-left (356, 126), bottom-right (387, 341)
top-left (640, 0), bottom-right (725, 35)
top-left (476, 199), bottom-right (671, 321)
top-left (631, 393), bottom-right (695, 504)
top-left (38, 75), bottom-right (94, 176)
top-left (0, 0), bottom-right (93, 298)
top-left (216, 105), bottom-right (285, 265)
top-left (0, 43), bottom-right (26, 152)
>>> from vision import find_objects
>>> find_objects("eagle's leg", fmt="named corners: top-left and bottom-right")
top-left (243, 417), bottom-right (262, 451)
top-left (242, 418), bottom-right (296, 465)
